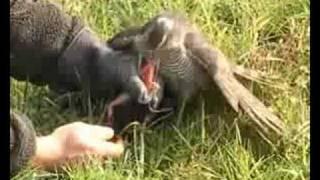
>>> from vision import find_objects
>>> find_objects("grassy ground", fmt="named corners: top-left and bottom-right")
top-left (11, 0), bottom-right (309, 179)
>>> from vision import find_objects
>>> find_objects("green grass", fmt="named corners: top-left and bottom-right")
top-left (11, 0), bottom-right (309, 179)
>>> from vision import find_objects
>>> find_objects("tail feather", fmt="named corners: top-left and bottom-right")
top-left (214, 72), bottom-right (284, 138)
top-left (213, 75), bottom-right (240, 112)
top-left (232, 65), bottom-right (266, 81)
top-left (190, 47), bottom-right (284, 140)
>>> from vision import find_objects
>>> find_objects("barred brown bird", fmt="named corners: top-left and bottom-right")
top-left (108, 12), bottom-right (285, 142)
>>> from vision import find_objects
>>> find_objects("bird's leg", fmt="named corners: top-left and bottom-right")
top-left (104, 93), bottom-right (130, 127)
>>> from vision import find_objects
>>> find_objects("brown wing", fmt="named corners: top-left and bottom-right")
top-left (189, 46), bottom-right (285, 140)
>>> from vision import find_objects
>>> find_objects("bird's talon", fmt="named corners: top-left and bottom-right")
top-left (138, 90), bottom-right (152, 104)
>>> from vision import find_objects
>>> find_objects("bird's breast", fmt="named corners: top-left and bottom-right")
top-left (154, 48), bottom-right (209, 97)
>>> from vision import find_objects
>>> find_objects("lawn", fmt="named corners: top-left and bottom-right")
top-left (11, 0), bottom-right (309, 179)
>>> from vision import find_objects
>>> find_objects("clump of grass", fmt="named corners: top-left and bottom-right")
top-left (11, 0), bottom-right (309, 179)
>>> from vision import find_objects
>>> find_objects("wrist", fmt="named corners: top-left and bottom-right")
top-left (31, 135), bottom-right (65, 169)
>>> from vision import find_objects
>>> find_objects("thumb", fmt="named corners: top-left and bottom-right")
top-left (86, 138), bottom-right (124, 158)
top-left (87, 125), bottom-right (115, 140)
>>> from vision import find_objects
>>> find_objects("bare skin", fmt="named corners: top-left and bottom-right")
top-left (31, 122), bottom-right (124, 171)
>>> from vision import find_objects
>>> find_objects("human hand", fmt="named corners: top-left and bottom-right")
top-left (32, 122), bottom-right (124, 170)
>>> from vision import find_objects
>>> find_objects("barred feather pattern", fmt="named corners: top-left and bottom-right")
top-left (154, 48), bottom-right (209, 100)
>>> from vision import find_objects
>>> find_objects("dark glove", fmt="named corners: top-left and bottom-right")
top-left (10, 111), bottom-right (36, 177)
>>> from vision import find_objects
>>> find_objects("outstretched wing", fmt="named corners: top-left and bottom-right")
top-left (189, 46), bottom-right (285, 140)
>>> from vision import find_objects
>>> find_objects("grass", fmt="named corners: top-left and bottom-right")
top-left (11, 0), bottom-right (309, 179)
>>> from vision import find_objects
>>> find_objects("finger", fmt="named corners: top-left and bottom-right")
top-left (85, 139), bottom-right (124, 158)
top-left (71, 122), bottom-right (115, 139)
top-left (88, 125), bottom-right (115, 140)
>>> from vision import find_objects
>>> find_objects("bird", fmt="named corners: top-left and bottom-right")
top-left (107, 11), bottom-right (285, 143)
